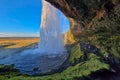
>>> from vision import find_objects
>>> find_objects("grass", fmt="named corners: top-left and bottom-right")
top-left (0, 43), bottom-right (110, 80)
top-left (0, 38), bottom-right (39, 48)
top-left (69, 43), bottom-right (84, 64)
top-left (0, 64), bottom-right (20, 78)
top-left (0, 56), bottom-right (109, 80)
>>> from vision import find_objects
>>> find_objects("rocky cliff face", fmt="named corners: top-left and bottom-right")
top-left (45, 0), bottom-right (119, 38)
top-left (64, 30), bottom-right (75, 45)
top-left (46, 0), bottom-right (120, 64)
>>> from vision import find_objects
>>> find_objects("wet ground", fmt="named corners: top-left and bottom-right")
top-left (0, 44), bottom-right (68, 75)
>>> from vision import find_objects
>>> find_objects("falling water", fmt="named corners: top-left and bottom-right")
top-left (0, 0), bottom-right (68, 75)
top-left (39, 0), bottom-right (66, 54)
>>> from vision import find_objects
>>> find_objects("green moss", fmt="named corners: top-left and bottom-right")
top-left (0, 53), bottom-right (109, 80)
top-left (79, 4), bottom-right (120, 60)
top-left (7, 58), bottom-right (109, 80)
top-left (0, 64), bottom-right (20, 79)
top-left (69, 43), bottom-right (84, 64)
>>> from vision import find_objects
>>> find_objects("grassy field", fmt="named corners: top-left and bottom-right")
top-left (0, 37), bottom-right (39, 48)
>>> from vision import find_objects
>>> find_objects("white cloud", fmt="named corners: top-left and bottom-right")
top-left (0, 32), bottom-right (39, 37)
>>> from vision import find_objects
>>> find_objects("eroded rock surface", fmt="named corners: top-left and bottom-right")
top-left (45, 0), bottom-right (119, 37)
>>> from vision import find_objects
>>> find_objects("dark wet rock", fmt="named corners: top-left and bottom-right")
top-left (45, 0), bottom-right (120, 37)
top-left (80, 42), bottom-right (100, 54)
top-left (91, 69), bottom-right (120, 80)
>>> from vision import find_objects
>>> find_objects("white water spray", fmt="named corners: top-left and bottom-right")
top-left (0, 0), bottom-right (68, 74)
top-left (39, 0), bottom-right (66, 54)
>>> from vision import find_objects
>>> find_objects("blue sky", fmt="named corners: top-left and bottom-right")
top-left (0, 0), bottom-right (69, 37)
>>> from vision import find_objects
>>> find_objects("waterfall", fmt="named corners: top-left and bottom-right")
top-left (39, 0), bottom-right (66, 54)
top-left (0, 0), bottom-right (68, 74)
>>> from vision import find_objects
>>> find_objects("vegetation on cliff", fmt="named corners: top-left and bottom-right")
top-left (0, 52), bottom-right (109, 80)
top-left (64, 30), bottom-right (75, 45)
top-left (47, 0), bottom-right (120, 63)
top-left (45, 0), bottom-right (120, 79)
top-left (80, 4), bottom-right (120, 62)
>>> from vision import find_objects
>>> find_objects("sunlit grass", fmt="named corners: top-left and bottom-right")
top-left (69, 43), bottom-right (84, 64)
top-left (0, 56), bottom-right (109, 80)
top-left (0, 38), bottom-right (39, 48)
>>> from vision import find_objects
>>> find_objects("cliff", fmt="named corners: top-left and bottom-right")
top-left (64, 30), bottom-right (75, 45)
top-left (45, 0), bottom-right (120, 56)
top-left (45, 0), bottom-right (120, 37)
top-left (45, 0), bottom-right (120, 79)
